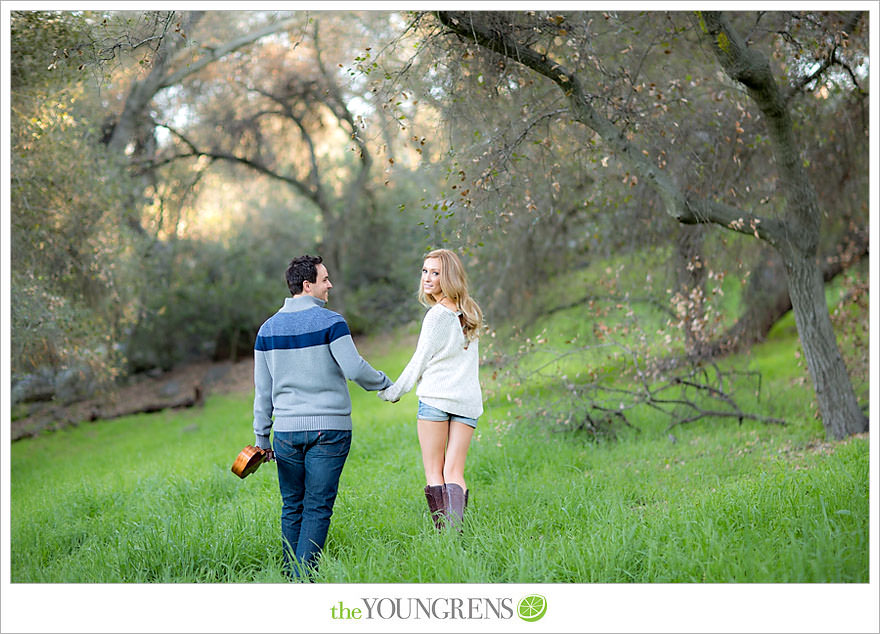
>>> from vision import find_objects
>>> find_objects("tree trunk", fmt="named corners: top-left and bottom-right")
top-left (706, 230), bottom-right (868, 356)
top-left (106, 11), bottom-right (205, 154)
top-left (696, 11), bottom-right (868, 439)
top-left (675, 225), bottom-right (709, 358)
top-left (783, 252), bottom-right (867, 438)
top-left (321, 213), bottom-right (346, 314)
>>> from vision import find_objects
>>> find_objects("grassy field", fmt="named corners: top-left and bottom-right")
top-left (8, 297), bottom-right (870, 584)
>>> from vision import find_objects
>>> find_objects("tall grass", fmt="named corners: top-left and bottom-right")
top-left (9, 318), bottom-right (869, 583)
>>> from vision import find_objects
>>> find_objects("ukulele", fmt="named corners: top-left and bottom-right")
top-left (231, 445), bottom-right (267, 478)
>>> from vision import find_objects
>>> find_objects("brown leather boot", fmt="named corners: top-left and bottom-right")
top-left (424, 484), bottom-right (447, 531)
top-left (445, 483), bottom-right (468, 531)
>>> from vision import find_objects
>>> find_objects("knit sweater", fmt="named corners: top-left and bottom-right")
top-left (378, 304), bottom-right (483, 419)
top-left (252, 295), bottom-right (391, 449)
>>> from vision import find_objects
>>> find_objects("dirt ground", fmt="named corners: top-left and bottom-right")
top-left (11, 358), bottom-right (256, 442)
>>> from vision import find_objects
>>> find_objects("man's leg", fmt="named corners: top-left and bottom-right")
top-left (273, 431), bottom-right (307, 577)
top-left (297, 429), bottom-right (351, 573)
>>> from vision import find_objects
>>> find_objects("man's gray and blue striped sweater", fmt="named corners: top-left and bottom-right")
top-left (252, 295), bottom-right (392, 449)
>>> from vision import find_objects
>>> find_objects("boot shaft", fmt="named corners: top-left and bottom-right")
top-left (445, 483), bottom-right (467, 529)
top-left (424, 484), bottom-right (447, 531)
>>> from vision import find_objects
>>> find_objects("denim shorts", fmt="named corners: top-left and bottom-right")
top-left (417, 400), bottom-right (478, 428)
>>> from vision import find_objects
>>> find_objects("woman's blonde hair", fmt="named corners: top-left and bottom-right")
top-left (418, 248), bottom-right (483, 342)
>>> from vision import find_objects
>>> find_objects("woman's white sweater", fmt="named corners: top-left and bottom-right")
top-left (378, 304), bottom-right (483, 419)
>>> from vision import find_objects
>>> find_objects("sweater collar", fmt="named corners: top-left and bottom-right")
top-left (281, 295), bottom-right (326, 312)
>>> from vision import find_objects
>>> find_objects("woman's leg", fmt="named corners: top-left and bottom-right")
top-left (417, 419), bottom-right (449, 485)
top-left (442, 421), bottom-right (475, 490)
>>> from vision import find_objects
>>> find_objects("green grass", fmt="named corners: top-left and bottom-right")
top-left (9, 319), bottom-right (869, 583)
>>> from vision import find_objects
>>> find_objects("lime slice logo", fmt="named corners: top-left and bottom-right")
top-left (517, 594), bottom-right (547, 622)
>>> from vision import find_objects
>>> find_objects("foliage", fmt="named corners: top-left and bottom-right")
top-left (479, 252), bottom-right (783, 439)
top-left (339, 192), bottom-right (441, 336)
top-left (10, 11), bottom-right (145, 394)
top-left (123, 188), bottom-right (315, 371)
top-left (10, 10), bottom-right (91, 89)
top-left (142, 12), bottom-right (410, 314)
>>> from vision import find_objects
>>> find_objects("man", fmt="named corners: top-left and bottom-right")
top-left (253, 255), bottom-right (391, 579)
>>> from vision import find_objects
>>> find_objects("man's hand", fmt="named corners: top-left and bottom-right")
top-left (263, 449), bottom-right (276, 462)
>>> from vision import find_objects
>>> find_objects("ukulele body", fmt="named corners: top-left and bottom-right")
top-left (231, 445), bottom-right (267, 478)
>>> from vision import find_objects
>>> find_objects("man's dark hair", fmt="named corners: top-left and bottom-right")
top-left (286, 255), bottom-right (323, 295)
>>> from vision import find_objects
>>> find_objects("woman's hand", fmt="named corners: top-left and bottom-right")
top-left (378, 387), bottom-right (400, 403)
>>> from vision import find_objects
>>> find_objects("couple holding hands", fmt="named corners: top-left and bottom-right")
top-left (251, 249), bottom-right (483, 580)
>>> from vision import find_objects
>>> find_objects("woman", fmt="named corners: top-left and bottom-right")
top-left (378, 248), bottom-right (483, 531)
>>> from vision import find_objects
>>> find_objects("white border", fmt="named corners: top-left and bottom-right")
top-left (2, 3), bottom-right (877, 633)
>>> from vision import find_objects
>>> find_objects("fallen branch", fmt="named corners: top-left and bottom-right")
top-left (12, 385), bottom-right (204, 442)
top-left (496, 337), bottom-right (787, 438)
top-left (90, 384), bottom-right (204, 421)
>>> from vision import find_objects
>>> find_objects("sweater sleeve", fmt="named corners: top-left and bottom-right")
top-left (252, 348), bottom-right (274, 449)
top-left (378, 307), bottom-right (451, 403)
top-left (329, 332), bottom-right (393, 391)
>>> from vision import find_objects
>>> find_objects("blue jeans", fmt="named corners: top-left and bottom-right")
top-left (272, 430), bottom-right (351, 579)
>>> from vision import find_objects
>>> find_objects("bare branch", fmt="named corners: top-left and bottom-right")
top-left (244, 84), bottom-right (327, 207)
top-left (148, 123), bottom-right (320, 205)
top-left (160, 16), bottom-right (300, 90)
top-left (312, 20), bottom-right (373, 212)
top-left (499, 107), bottom-right (569, 168)
top-left (783, 12), bottom-right (865, 101)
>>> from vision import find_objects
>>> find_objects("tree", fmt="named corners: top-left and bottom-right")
top-left (97, 11), bottom-right (299, 232)
top-left (429, 10), bottom-right (867, 439)
top-left (136, 12), bottom-right (415, 314)
top-left (10, 11), bottom-right (147, 402)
